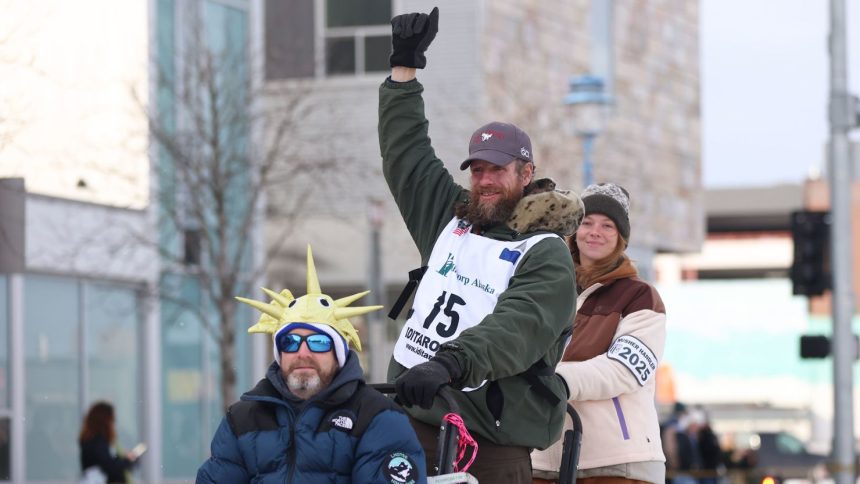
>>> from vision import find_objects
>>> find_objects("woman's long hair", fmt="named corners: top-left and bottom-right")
top-left (567, 234), bottom-right (627, 289)
top-left (79, 401), bottom-right (116, 444)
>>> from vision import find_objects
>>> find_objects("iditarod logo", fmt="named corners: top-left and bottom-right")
top-left (383, 452), bottom-right (418, 484)
top-left (437, 253), bottom-right (456, 276)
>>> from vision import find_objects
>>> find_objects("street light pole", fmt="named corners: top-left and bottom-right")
top-left (367, 198), bottom-right (387, 383)
top-left (582, 134), bottom-right (596, 187)
top-left (828, 1), bottom-right (858, 482)
top-left (564, 75), bottom-right (610, 188)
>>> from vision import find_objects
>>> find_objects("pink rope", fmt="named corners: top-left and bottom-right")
top-left (442, 412), bottom-right (478, 472)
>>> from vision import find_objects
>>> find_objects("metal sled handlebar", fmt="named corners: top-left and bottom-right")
top-left (434, 386), bottom-right (460, 475)
top-left (558, 403), bottom-right (583, 484)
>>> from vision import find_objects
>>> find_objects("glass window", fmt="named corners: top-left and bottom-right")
top-left (325, 37), bottom-right (356, 74)
top-left (25, 275), bottom-right (79, 481)
top-left (161, 273), bottom-right (206, 478)
top-left (364, 35), bottom-right (391, 72)
top-left (265, 0), bottom-right (315, 79)
top-left (0, 277), bottom-right (8, 481)
top-left (85, 283), bottom-right (141, 452)
top-left (326, 0), bottom-right (390, 27)
top-left (324, 0), bottom-right (390, 76)
top-left (0, 276), bottom-right (8, 409)
top-left (265, 0), bottom-right (391, 79)
top-left (775, 432), bottom-right (806, 454)
top-left (23, 276), bottom-right (144, 481)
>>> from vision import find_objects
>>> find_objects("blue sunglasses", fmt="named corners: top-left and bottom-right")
top-left (277, 333), bottom-right (333, 353)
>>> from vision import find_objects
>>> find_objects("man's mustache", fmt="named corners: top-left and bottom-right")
top-left (286, 358), bottom-right (321, 373)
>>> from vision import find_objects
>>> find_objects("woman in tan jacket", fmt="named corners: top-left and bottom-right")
top-left (532, 183), bottom-right (667, 484)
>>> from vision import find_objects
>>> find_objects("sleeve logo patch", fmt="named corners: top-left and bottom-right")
top-left (607, 334), bottom-right (657, 386)
top-left (328, 410), bottom-right (355, 432)
top-left (383, 452), bottom-right (418, 484)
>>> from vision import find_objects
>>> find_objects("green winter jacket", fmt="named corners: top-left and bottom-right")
top-left (379, 77), bottom-right (580, 450)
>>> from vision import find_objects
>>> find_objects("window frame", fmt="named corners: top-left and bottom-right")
top-left (313, 0), bottom-right (392, 78)
top-left (263, 0), bottom-right (393, 81)
top-left (321, 24), bottom-right (391, 76)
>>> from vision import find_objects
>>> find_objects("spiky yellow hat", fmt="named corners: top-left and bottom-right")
top-left (236, 245), bottom-right (382, 366)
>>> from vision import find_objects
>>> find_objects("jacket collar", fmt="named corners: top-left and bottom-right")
top-left (242, 350), bottom-right (364, 408)
top-left (576, 256), bottom-right (639, 305)
top-left (506, 178), bottom-right (584, 236)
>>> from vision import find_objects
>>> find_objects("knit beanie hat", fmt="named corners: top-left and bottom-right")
top-left (236, 245), bottom-right (383, 368)
top-left (581, 183), bottom-right (631, 241)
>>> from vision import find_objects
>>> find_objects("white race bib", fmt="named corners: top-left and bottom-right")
top-left (393, 217), bottom-right (558, 390)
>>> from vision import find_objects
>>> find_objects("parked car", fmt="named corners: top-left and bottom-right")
top-left (725, 431), bottom-right (827, 484)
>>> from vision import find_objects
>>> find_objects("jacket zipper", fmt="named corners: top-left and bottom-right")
top-left (611, 396), bottom-right (630, 440)
top-left (286, 403), bottom-right (315, 483)
top-left (286, 423), bottom-right (296, 483)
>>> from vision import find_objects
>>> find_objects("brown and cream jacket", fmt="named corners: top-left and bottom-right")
top-left (532, 258), bottom-right (667, 481)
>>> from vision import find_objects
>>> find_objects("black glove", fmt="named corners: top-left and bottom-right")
top-left (395, 354), bottom-right (461, 409)
top-left (389, 7), bottom-right (439, 69)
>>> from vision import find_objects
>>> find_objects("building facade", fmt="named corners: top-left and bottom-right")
top-left (260, 0), bottom-right (702, 284)
top-left (0, 178), bottom-right (158, 482)
top-left (0, 0), bottom-right (255, 481)
top-left (258, 0), bottom-right (703, 376)
top-left (0, 0), bottom-right (702, 479)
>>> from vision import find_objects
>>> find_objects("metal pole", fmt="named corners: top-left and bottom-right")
top-left (582, 134), bottom-right (595, 187)
top-left (367, 199), bottom-right (387, 383)
top-left (828, 1), bottom-right (856, 481)
top-left (9, 274), bottom-right (24, 484)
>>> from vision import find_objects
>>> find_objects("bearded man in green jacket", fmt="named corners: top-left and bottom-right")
top-left (379, 7), bottom-right (583, 483)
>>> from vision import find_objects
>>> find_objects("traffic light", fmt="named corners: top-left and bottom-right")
top-left (799, 335), bottom-right (830, 358)
top-left (790, 210), bottom-right (831, 296)
top-left (800, 334), bottom-right (860, 360)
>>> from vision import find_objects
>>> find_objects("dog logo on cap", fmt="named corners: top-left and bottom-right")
top-left (481, 132), bottom-right (493, 141)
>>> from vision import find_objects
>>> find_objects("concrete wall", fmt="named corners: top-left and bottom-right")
top-left (25, 193), bottom-right (157, 283)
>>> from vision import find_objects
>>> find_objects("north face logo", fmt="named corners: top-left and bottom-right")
top-left (331, 415), bottom-right (354, 431)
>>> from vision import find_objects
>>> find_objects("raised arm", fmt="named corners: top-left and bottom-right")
top-left (380, 7), bottom-right (467, 258)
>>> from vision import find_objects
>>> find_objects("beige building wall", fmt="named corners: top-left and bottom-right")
top-left (480, 1), bottom-right (702, 253)
top-left (0, 0), bottom-right (150, 208)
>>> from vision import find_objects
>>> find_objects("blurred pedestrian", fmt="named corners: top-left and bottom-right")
top-left (670, 411), bottom-right (698, 484)
top-left (661, 402), bottom-right (688, 482)
top-left (689, 408), bottom-right (723, 484)
top-left (532, 183), bottom-right (667, 484)
top-left (78, 401), bottom-right (140, 484)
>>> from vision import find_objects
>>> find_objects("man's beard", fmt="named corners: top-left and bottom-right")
top-left (461, 185), bottom-right (523, 227)
top-left (284, 360), bottom-right (335, 399)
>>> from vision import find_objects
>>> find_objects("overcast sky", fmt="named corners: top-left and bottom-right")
top-left (701, 0), bottom-right (860, 188)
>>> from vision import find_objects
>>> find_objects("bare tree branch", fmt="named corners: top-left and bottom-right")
top-left (132, 17), bottom-right (348, 411)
